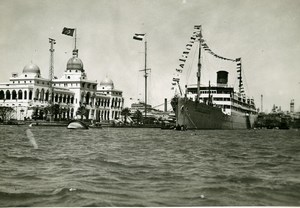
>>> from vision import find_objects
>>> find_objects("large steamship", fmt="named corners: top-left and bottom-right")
top-left (171, 26), bottom-right (258, 129)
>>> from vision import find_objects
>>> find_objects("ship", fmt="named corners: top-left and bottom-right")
top-left (171, 25), bottom-right (258, 130)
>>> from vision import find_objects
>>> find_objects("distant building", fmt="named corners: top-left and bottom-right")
top-left (130, 102), bottom-right (152, 113)
top-left (290, 99), bottom-right (295, 113)
top-left (0, 50), bottom-right (124, 121)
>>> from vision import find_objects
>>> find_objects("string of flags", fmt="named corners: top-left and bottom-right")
top-left (202, 41), bottom-right (236, 62)
top-left (172, 25), bottom-right (245, 92)
top-left (171, 25), bottom-right (201, 88)
top-left (236, 58), bottom-right (244, 93)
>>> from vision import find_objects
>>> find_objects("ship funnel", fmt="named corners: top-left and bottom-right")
top-left (217, 71), bottom-right (228, 87)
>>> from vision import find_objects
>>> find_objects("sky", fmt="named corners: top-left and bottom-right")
top-left (0, 0), bottom-right (299, 112)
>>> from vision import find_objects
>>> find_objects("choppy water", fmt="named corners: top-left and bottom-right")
top-left (0, 125), bottom-right (299, 206)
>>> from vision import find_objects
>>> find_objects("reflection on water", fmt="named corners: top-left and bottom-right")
top-left (0, 126), bottom-right (299, 206)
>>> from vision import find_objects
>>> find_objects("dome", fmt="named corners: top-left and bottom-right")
top-left (22, 63), bottom-right (41, 74)
top-left (100, 77), bottom-right (114, 89)
top-left (66, 57), bottom-right (84, 71)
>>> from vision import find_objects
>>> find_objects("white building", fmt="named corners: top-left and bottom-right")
top-left (0, 50), bottom-right (124, 122)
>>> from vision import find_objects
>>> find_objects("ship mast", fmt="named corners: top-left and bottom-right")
top-left (139, 37), bottom-right (151, 121)
top-left (196, 26), bottom-right (202, 103)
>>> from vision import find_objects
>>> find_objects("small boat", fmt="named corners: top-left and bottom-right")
top-left (67, 120), bottom-right (89, 129)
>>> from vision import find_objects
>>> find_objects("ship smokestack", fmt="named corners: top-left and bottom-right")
top-left (216, 71), bottom-right (228, 87)
top-left (164, 98), bottom-right (167, 112)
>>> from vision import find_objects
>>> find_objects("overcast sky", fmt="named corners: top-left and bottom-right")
top-left (0, 0), bottom-right (299, 112)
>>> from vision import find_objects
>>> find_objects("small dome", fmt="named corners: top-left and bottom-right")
top-left (67, 57), bottom-right (83, 71)
top-left (23, 63), bottom-right (41, 74)
top-left (100, 77), bottom-right (114, 89)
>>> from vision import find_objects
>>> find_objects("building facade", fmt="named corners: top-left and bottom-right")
top-left (0, 50), bottom-right (124, 122)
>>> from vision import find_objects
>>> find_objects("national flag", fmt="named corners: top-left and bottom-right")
top-left (133, 33), bottom-right (145, 41)
top-left (62, 27), bottom-right (75, 36)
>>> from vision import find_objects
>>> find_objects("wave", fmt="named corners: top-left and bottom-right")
top-left (3, 155), bottom-right (44, 162)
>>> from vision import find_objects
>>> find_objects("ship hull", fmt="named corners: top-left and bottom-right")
top-left (174, 98), bottom-right (257, 130)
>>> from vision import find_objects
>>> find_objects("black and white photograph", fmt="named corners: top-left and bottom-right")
top-left (0, 0), bottom-right (299, 206)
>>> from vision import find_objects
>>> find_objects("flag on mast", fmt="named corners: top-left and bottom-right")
top-left (133, 33), bottom-right (145, 41)
top-left (62, 27), bottom-right (75, 36)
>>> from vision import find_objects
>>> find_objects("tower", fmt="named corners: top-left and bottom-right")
top-left (290, 99), bottom-right (295, 113)
top-left (261, 94), bottom-right (263, 113)
top-left (48, 38), bottom-right (56, 121)
top-left (49, 38), bottom-right (56, 81)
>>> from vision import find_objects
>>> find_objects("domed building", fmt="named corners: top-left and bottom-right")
top-left (100, 77), bottom-right (114, 90)
top-left (23, 63), bottom-right (41, 75)
top-left (0, 61), bottom-right (75, 120)
top-left (0, 48), bottom-right (124, 122)
top-left (96, 77), bottom-right (124, 121)
top-left (66, 56), bottom-right (84, 72)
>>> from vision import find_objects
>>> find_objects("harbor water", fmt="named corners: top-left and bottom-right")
top-left (0, 125), bottom-right (299, 206)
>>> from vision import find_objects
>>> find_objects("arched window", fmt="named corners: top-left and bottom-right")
top-left (29, 90), bottom-right (33, 100)
top-left (40, 88), bottom-right (44, 101)
top-left (86, 92), bottom-right (90, 104)
top-left (111, 98), bottom-right (114, 107)
top-left (35, 89), bottom-right (40, 100)
top-left (45, 90), bottom-right (49, 101)
top-left (12, 90), bottom-right (17, 99)
top-left (24, 90), bottom-right (27, 99)
top-left (18, 90), bottom-right (23, 100)
top-left (6, 90), bottom-right (11, 100)
top-left (63, 94), bottom-right (66, 103)
top-left (55, 94), bottom-right (58, 102)
top-left (71, 108), bottom-right (74, 118)
top-left (0, 90), bottom-right (4, 100)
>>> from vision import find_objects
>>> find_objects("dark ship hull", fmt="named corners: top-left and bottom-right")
top-left (172, 97), bottom-right (257, 130)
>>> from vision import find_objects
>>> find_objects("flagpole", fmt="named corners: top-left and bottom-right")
top-left (74, 28), bottom-right (77, 50)
top-left (144, 37), bottom-right (147, 122)
top-left (196, 26), bottom-right (202, 103)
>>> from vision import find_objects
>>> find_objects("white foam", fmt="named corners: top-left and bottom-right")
top-left (26, 129), bottom-right (38, 149)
